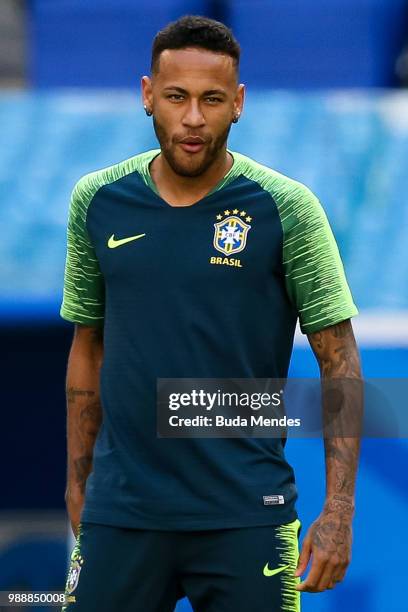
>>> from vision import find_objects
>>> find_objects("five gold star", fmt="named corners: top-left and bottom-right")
top-left (216, 210), bottom-right (253, 221)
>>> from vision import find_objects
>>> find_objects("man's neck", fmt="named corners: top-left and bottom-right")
top-left (149, 149), bottom-right (233, 207)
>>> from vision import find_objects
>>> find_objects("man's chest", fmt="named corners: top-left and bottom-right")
top-left (86, 177), bottom-right (285, 294)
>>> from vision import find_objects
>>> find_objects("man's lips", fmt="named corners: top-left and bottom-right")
top-left (178, 137), bottom-right (206, 154)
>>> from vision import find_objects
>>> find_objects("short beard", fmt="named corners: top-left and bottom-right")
top-left (152, 117), bottom-right (232, 178)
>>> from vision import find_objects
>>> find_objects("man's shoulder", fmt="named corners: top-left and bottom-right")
top-left (233, 151), bottom-right (318, 209)
top-left (71, 149), bottom-right (160, 207)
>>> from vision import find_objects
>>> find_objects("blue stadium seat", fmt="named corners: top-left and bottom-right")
top-left (1, 90), bottom-right (408, 314)
top-left (230, 0), bottom-right (408, 88)
top-left (29, 0), bottom-right (208, 87)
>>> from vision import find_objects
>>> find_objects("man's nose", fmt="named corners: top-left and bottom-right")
top-left (182, 101), bottom-right (205, 127)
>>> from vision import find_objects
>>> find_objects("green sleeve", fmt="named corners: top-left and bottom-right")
top-left (237, 153), bottom-right (358, 334)
top-left (59, 152), bottom-right (157, 326)
top-left (60, 177), bottom-right (105, 326)
top-left (278, 181), bottom-right (358, 334)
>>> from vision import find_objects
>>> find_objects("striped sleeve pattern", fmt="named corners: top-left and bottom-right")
top-left (60, 150), bottom-right (160, 326)
top-left (60, 177), bottom-right (105, 325)
top-left (237, 153), bottom-right (358, 334)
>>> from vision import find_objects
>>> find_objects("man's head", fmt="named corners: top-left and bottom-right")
top-left (142, 15), bottom-right (244, 178)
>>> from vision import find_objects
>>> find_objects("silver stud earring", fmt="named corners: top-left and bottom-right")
top-left (232, 114), bottom-right (240, 124)
top-left (144, 105), bottom-right (153, 117)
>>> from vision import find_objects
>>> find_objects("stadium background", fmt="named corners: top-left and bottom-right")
top-left (1, 1), bottom-right (408, 610)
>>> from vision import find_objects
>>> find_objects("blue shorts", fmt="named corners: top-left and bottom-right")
top-left (62, 519), bottom-right (301, 612)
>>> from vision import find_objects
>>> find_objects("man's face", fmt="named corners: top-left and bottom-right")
top-left (142, 48), bottom-right (244, 178)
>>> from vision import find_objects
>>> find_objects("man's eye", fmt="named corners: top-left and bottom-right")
top-left (206, 97), bottom-right (222, 103)
top-left (167, 94), bottom-right (184, 101)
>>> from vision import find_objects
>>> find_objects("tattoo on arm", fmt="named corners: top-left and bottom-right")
top-left (67, 386), bottom-right (102, 493)
top-left (308, 320), bottom-right (363, 509)
top-left (308, 320), bottom-right (361, 378)
top-left (79, 399), bottom-right (103, 436)
top-left (73, 455), bottom-right (93, 494)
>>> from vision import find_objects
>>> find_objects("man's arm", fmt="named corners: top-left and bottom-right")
top-left (65, 324), bottom-right (103, 537)
top-left (295, 319), bottom-right (362, 592)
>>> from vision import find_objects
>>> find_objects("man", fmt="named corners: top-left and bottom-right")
top-left (60, 15), bottom-right (361, 612)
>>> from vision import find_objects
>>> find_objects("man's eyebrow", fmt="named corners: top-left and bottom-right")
top-left (163, 86), bottom-right (227, 96)
top-left (163, 86), bottom-right (189, 94)
top-left (203, 89), bottom-right (227, 97)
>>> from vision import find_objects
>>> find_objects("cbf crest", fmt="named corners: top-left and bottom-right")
top-left (65, 553), bottom-right (84, 595)
top-left (213, 209), bottom-right (252, 256)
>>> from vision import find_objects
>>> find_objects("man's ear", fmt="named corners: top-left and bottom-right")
top-left (234, 83), bottom-right (245, 119)
top-left (141, 76), bottom-right (153, 113)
